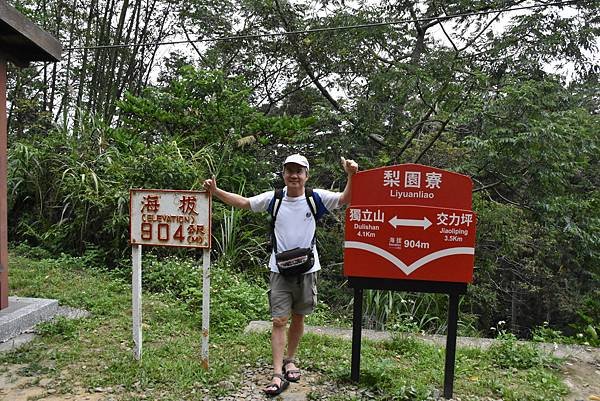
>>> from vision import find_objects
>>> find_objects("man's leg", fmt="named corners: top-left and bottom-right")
top-left (265, 272), bottom-right (292, 393)
top-left (265, 316), bottom-right (289, 392)
top-left (287, 313), bottom-right (305, 358)
top-left (271, 316), bottom-right (288, 376)
top-left (283, 313), bottom-right (304, 381)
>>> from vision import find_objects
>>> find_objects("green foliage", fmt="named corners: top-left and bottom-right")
top-left (118, 67), bottom-right (315, 188)
top-left (213, 205), bottom-right (268, 273)
top-left (5, 250), bottom-right (272, 397)
top-left (141, 255), bottom-right (202, 301)
top-left (208, 262), bottom-right (270, 335)
top-left (362, 291), bottom-right (478, 336)
top-left (388, 334), bottom-right (432, 357)
top-left (8, 119), bottom-right (209, 265)
top-left (363, 291), bottom-right (443, 333)
top-left (7, 0), bottom-right (600, 345)
top-left (528, 321), bottom-right (598, 347)
top-left (573, 291), bottom-right (600, 347)
top-left (531, 322), bottom-right (568, 344)
top-left (8, 67), bottom-right (314, 268)
top-left (8, 252), bottom-right (128, 317)
top-left (36, 317), bottom-right (80, 340)
top-left (5, 251), bottom-right (570, 401)
top-left (141, 255), bottom-right (269, 335)
top-left (9, 243), bottom-right (53, 260)
top-left (488, 333), bottom-right (557, 370)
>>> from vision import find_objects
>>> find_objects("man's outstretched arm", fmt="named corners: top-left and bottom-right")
top-left (338, 157), bottom-right (359, 206)
top-left (203, 175), bottom-right (251, 209)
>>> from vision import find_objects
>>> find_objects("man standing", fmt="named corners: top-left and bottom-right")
top-left (203, 154), bottom-right (358, 396)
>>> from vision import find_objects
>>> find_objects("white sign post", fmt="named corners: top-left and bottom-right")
top-left (129, 189), bottom-right (211, 366)
top-left (201, 248), bottom-right (210, 369)
top-left (132, 244), bottom-right (142, 360)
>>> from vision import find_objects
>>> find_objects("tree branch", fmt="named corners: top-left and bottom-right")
top-left (473, 180), bottom-right (503, 193)
top-left (274, 0), bottom-right (345, 113)
top-left (414, 82), bottom-right (475, 163)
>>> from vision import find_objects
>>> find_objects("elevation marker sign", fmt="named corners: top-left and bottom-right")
top-left (129, 189), bottom-right (212, 368)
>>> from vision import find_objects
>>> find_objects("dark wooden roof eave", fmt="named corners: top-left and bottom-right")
top-left (0, 1), bottom-right (62, 66)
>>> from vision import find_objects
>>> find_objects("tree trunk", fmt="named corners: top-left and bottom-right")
top-left (511, 275), bottom-right (520, 333)
top-left (75, 0), bottom-right (98, 119)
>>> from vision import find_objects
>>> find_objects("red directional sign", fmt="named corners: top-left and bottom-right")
top-left (344, 205), bottom-right (476, 282)
top-left (350, 164), bottom-right (472, 209)
top-left (344, 164), bottom-right (476, 283)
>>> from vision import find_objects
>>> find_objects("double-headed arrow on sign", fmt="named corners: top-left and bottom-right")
top-left (388, 216), bottom-right (432, 230)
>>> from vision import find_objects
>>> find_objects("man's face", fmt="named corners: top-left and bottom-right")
top-left (283, 163), bottom-right (309, 191)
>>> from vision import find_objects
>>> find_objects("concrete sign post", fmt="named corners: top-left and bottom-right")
top-left (129, 189), bottom-right (211, 365)
top-left (344, 164), bottom-right (477, 399)
top-left (131, 243), bottom-right (142, 360)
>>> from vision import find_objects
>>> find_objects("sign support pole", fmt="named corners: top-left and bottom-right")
top-left (350, 287), bottom-right (363, 382)
top-left (201, 248), bottom-right (211, 369)
top-left (348, 278), bottom-right (466, 398)
top-left (132, 244), bottom-right (143, 361)
top-left (443, 292), bottom-right (460, 398)
top-left (0, 60), bottom-right (9, 310)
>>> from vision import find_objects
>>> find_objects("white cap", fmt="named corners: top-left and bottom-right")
top-left (283, 154), bottom-right (309, 170)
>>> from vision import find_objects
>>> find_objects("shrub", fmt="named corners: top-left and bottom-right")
top-left (488, 333), bottom-right (556, 370)
top-left (141, 255), bottom-right (270, 335)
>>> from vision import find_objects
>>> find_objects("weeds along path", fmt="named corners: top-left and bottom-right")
top-left (0, 356), bottom-right (598, 401)
top-left (2, 251), bottom-right (598, 401)
top-left (1, 329), bottom-right (598, 401)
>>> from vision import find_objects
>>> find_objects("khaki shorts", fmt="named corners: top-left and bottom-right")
top-left (268, 271), bottom-right (318, 317)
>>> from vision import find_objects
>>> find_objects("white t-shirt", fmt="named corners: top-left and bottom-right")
top-left (249, 187), bottom-right (342, 273)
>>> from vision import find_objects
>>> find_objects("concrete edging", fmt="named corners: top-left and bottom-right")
top-left (0, 296), bottom-right (59, 343)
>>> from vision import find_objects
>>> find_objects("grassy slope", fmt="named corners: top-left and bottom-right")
top-left (1, 252), bottom-right (568, 401)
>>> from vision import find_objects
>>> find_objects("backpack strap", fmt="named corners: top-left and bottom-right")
top-left (267, 189), bottom-right (284, 253)
top-left (267, 187), bottom-right (328, 253)
top-left (305, 188), bottom-right (317, 219)
top-left (267, 188), bottom-right (284, 220)
top-left (306, 188), bottom-right (329, 221)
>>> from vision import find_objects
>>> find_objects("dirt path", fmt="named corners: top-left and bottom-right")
top-left (561, 356), bottom-right (600, 401)
top-left (1, 355), bottom-right (599, 401)
top-left (0, 363), bottom-right (105, 401)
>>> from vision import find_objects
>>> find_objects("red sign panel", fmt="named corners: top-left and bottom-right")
top-left (344, 205), bottom-right (476, 282)
top-left (350, 164), bottom-right (472, 209)
top-left (344, 164), bottom-right (476, 283)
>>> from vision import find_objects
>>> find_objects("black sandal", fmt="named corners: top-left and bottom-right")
top-left (283, 358), bottom-right (301, 382)
top-left (264, 373), bottom-right (289, 396)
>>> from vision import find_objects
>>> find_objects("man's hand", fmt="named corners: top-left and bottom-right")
top-left (202, 175), bottom-right (251, 209)
top-left (203, 175), bottom-right (217, 194)
top-left (341, 157), bottom-right (359, 176)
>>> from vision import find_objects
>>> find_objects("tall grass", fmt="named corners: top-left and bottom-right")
top-left (214, 206), bottom-right (267, 272)
top-left (8, 113), bottom-right (212, 266)
top-left (362, 290), bottom-right (478, 336)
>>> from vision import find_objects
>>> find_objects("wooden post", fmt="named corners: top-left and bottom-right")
top-left (0, 59), bottom-right (8, 310)
top-left (132, 244), bottom-right (142, 360)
